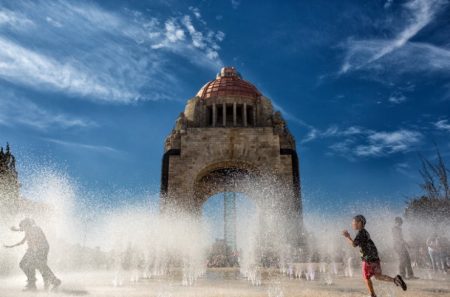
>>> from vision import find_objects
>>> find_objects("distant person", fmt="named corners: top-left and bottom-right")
top-left (427, 234), bottom-right (446, 273)
top-left (342, 215), bottom-right (407, 297)
top-left (392, 217), bottom-right (417, 279)
top-left (441, 236), bottom-right (450, 271)
top-left (4, 218), bottom-right (61, 291)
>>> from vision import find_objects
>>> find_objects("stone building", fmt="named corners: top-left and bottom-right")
top-left (0, 143), bottom-right (20, 214)
top-left (0, 143), bottom-right (48, 217)
top-left (161, 67), bottom-right (303, 244)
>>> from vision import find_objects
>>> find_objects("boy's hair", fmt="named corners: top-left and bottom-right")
top-left (353, 214), bottom-right (366, 226)
top-left (19, 218), bottom-right (35, 230)
top-left (395, 217), bottom-right (403, 225)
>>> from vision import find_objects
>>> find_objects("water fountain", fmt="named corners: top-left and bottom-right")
top-left (0, 158), bottom-right (450, 296)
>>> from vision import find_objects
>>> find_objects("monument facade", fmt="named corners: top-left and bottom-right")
top-left (160, 67), bottom-right (303, 243)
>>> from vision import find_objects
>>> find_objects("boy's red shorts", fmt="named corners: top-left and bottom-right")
top-left (362, 260), bottom-right (382, 280)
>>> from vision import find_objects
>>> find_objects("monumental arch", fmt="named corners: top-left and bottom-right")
top-left (160, 67), bottom-right (303, 241)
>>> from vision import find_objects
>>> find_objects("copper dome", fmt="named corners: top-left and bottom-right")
top-left (196, 67), bottom-right (261, 99)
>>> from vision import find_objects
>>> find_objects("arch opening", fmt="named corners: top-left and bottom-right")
top-left (193, 162), bottom-right (261, 211)
top-left (203, 192), bottom-right (257, 268)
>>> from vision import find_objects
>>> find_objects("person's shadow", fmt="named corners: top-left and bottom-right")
top-left (58, 289), bottom-right (89, 296)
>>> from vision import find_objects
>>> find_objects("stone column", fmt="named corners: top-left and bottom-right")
top-left (233, 102), bottom-right (237, 126)
top-left (252, 105), bottom-right (256, 127)
top-left (212, 104), bottom-right (216, 127)
top-left (243, 103), bottom-right (247, 127)
top-left (223, 103), bottom-right (226, 127)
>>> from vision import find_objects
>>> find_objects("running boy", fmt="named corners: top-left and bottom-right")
top-left (4, 218), bottom-right (61, 291)
top-left (342, 215), bottom-right (407, 297)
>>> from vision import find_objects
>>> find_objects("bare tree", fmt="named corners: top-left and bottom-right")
top-left (419, 155), bottom-right (439, 199)
top-left (405, 147), bottom-right (450, 225)
top-left (435, 149), bottom-right (449, 199)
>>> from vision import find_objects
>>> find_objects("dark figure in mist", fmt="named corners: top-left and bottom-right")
top-left (392, 217), bottom-right (416, 279)
top-left (427, 234), bottom-right (447, 273)
top-left (4, 218), bottom-right (61, 291)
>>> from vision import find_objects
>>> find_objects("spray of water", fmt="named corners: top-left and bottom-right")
top-left (1, 165), bottom-right (449, 296)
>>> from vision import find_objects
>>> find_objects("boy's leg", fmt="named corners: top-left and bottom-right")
top-left (19, 252), bottom-right (37, 289)
top-left (437, 253), bottom-right (445, 271)
top-left (369, 260), bottom-right (407, 291)
top-left (374, 273), bottom-right (394, 282)
top-left (364, 278), bottom-right (376, 297)
top-left (362, 261), bottom-right (377, 297)
top-left (38, 263), bottom-right (58, 285)
top-left (398, 251), bottom-right (406, 277)
top-left (374, 273), bottom-right (408, 291)
top-left (36, 250), bottom-right (60, 289)
top-left (404, 251), bottom-right (415, 277)
top-left (367, 261), bottom-right (392, 282)
top-left (429, 251), bottom-right (437, 271)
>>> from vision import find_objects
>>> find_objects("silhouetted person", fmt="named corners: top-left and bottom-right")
top-left (392, 217), bottom-right (416, 279)
top-left (427, 234), bottom-right (446, 273)
top-left (4, 218), bottom-right (61, 291)
top-left (441, 236), bottom-right (450, 271)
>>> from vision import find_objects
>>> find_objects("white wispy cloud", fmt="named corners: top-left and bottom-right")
top-left (0, 92), bottom-right (94, 130)
top-left (0, 0), bottom-right (225, 103)
top-left (435, 119), bottom-right (450, 131)
top-left (384, 0), bottom-right (394, 9)
top-left (0, 37), bottom-right (138, 103)
top-left (164, 19), bottom-right (186, 42)
top-left (231, 0), bottom-right (241, 9)
top-left (388, 93), bottom-right (407, 104)
top-left (302, 125), bottom-right (365, 143)
top-left (189, 7), bottom-right (201, 20)
top-left (216, 31), bottom-right (226, 42)
top-left (354, 129), bottom-right (422, 156)
top-left (394, 162), bottom-right (418, 179)
top-left (340, 0), bottom-right (448, 76)
top-left (0, 9), bottom-right (33, 28)
top-left (367, 41), bottom-right (450, 75)
top-left (304, 124), bottom-right (423, 158)
top-left (271, 101), bottom-right (366, 146)
top-left (329, 139), bottom-right (355, 155)
top-left (182, 15), bottom-right (206, 49)
top-left (44, 138), bottom-right (122, 155)
top-left (271, 101), bottom-right (315, 131)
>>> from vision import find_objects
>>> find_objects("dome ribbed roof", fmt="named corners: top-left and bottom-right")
top-left (196, 67), bottom-right (261, 99)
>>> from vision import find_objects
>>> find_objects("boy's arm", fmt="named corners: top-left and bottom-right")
top-left (342, 230), bottom-right (357, 247)
top-left (4, 236), bottom-right (26, 248)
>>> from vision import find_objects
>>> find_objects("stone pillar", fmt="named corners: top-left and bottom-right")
top-left (233, 102), bottom-right (237, 126)
top-left (212, 104), bottom-right (216, 127)
top-left (243, 103), bottom-right (247, 127)
top-left (253, 105), bottom-right (256, 127)
top-left (223, 103), bottom-right (226, 127)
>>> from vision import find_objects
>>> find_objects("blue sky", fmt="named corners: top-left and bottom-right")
top-left (0, 0), bottom-right (449, 215)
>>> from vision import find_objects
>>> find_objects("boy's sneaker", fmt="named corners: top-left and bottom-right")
top-left (23, 283), bottom-right (37, 292)
top-left (51, 278), bottom-right (62, 291)
top-left (394, 275), bottom-right (407, 291)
